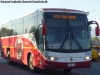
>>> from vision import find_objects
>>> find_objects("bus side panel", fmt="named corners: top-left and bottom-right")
top-left (1, 35), bottom-right (45, 69)
top-left (1, 38), bottom-right (9, 59)
top-left (1, 47), bottom-right (7, 59)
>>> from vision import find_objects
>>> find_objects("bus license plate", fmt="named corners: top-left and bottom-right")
top-left (68, 63), bottom-right (75, 67)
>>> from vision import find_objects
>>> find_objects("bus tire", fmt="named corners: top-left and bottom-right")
top-left (63, 69), bottom-right (72, 73)
top-left (7, 51), bottom-right (13, 65)
top-left (28, 54), bottom-right (38, 73)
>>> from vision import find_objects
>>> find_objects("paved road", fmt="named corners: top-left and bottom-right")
top-left (0, 57), bottom-right (100, 75)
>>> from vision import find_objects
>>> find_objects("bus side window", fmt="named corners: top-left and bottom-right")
top-left (35, 25), bottom-right (43, 50)
top-left (37, 11), bottom-right (43, 26)
top-left (35, 30), bottom-right (39, 47)
top-left (38, 25), bottom-right (43, 50)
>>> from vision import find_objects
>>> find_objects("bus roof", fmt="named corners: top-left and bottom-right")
top-left (40, 8), bottom-right (85, 14)
top-left (1, 8), bottom-right (86, 25)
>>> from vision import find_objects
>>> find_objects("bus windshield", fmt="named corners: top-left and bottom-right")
top-left (44, 12), bottom-right (89, 51)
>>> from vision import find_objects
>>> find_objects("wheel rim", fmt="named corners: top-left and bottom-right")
top-left (7, 55), bottom-right (10, 62)
top-left (7, 52), bottom-right (10, 63)
top-left (29, 55), bottom-right (34, 70)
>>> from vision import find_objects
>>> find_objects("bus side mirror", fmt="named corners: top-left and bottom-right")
top-left (42, 25), bottom-right (47, 36)
top-left (88, 21), bottom-right (99, 36)
top-left (95, 27), bottom-right (99, 36)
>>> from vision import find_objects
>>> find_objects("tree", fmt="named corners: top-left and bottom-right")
top-left (29, 26), bottom-right (36, 33)
top-left (92, 37), bottom-right (99, 41)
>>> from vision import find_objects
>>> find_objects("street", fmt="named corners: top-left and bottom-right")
top-left (0, 57), bottom-right (100, 75)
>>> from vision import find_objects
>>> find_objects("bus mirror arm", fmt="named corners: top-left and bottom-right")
top-left (88, 21), bottom-right (99, 36)
top-left (43, 36), bottom-right (45, 51)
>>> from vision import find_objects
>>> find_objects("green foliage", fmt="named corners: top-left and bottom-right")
top-left (92, 37), bottom-right (99, 41)
top-left (29, 26), bottom-right (36, 33)
top-left (0, 27), bottom-right (18, 37)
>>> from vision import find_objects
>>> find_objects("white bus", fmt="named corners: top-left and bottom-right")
top-left (0, 8), bottom-right (99, 73)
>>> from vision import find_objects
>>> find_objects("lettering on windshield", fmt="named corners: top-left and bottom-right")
top-left (54, 15), bottom-right (76, 19)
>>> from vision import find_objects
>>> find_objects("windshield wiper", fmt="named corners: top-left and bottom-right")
top-left (70, 28), bottom-right (83, 50)
top-left (59, 34), bottom-right (69, 49)
top-left (59, 20), bottom-right (83, 50)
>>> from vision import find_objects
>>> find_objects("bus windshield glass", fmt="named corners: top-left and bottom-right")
top-left (44, 12), bottom-right (89, 51)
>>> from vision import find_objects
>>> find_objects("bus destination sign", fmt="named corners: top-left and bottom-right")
top-left (54, 15), bottom-right (76, 19)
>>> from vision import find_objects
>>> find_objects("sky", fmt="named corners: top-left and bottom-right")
top-left (0, 0), bottom-right (100, 36)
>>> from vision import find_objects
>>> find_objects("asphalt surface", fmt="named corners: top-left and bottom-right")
top-left (0, 57), bottom-right (100, 75)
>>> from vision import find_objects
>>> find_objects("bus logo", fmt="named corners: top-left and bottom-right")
top-left (15, 37), bottom-right (23, 60)
top-left (70, 56), bottom-right (73, 61)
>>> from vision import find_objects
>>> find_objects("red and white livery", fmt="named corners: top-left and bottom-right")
top-left (0, 8), bottom-right (99, 72)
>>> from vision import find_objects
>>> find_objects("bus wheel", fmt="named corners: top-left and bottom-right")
top-left (63, 69), bottom-right (72, 73)
top-left (28, 55), bottom-right (38, 73)
top-left (7, 51), bottom-right (13, 65)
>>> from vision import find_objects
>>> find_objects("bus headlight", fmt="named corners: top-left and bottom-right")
top-left (84, 56), bottom-right (91, 60)
top-left (46, 56), bottom-right (59, 60)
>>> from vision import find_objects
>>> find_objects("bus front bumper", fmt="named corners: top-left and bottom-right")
top-left (43, 60), bottom-right (91, 69)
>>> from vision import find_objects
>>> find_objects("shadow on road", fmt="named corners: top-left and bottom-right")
top-left (11, 63), bottom-right (72, 75)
